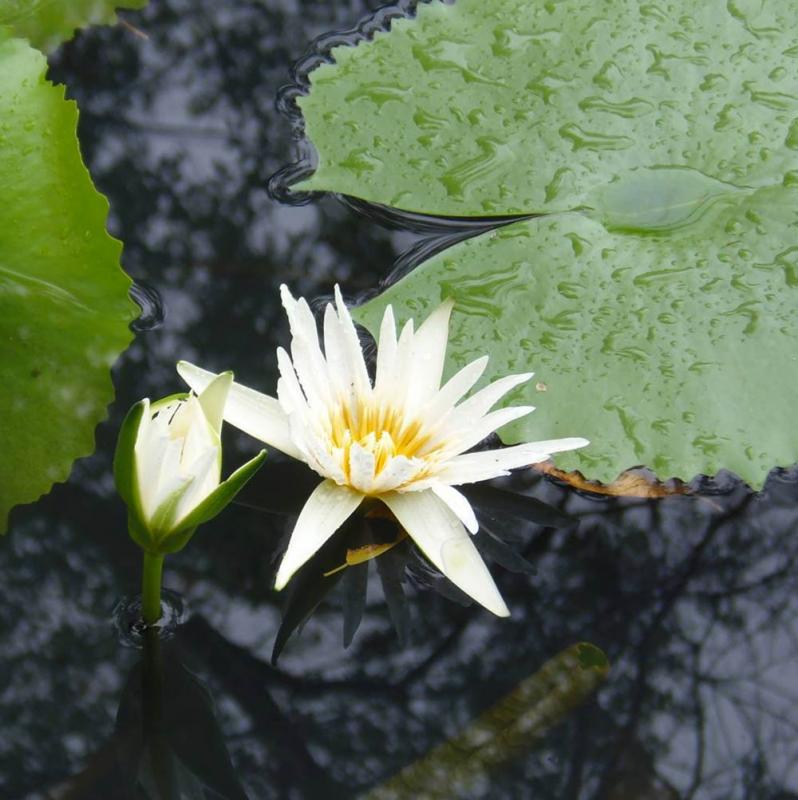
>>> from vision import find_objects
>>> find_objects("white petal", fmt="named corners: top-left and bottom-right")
top-left (276, 348), bottom-right (309, 416)
top-left (333, 285), bottom-right (371, 396)
top-left (274, 480), bottom-right (364, 590)
top-left (179, 397), bottom-right (218, 472)
top-left (348, 443), bottom-right (376, 493)
top-left (280, 286), bottom-right (332, 409)
top-left (425, 355), bottom-right (489, 423)
top-left (407, 298), bottom-right (454, 404)
top-left (433, 438), bottom-right (590, 485)
top-left (148, 437), bottom-right (185, 519)
top-left (177, 361), bottom-right (302, 460)
top-left (429, 483), bottom-right (479, 534)
top-left (370, 454), bottom-right (425, 493)
top-left (197, 371), bottom-right (233, 435)
top-left (173, 447), bottom-right (219, 524)
top-left (374, 304), bottom-right (398, 397)
top-left (442, 405), bottom-right (536, 456)
top-left (386, 318), bottom-right (415, 409)
top-left (381, 490), bottom-right (509, 617)
top-left (451, 371), bottom-right (533, 422)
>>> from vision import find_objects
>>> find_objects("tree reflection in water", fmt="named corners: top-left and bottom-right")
top-left (0, 0), bottom-right (796, 798)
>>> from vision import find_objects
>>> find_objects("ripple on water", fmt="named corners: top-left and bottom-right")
top-left (112, 590), bottom-right (187, 648)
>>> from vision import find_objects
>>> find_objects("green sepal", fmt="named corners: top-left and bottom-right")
top-left (113, 400), bottom-right (147, 514)
top-left (127, 510), bottom-right (157, 553)
top-left (176, 449), bottom-right (267, 531)
top-left (158, 450), bottom-right (267, 552)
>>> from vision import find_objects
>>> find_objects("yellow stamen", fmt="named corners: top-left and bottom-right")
top-left (327, 397), bottom-right (439, 486)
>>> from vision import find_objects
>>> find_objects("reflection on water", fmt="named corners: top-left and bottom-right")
top-left (0, 0), bottom-right (796, 798)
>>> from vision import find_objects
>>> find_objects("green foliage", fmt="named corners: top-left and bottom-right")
top-left (301, 0), bottom-right (798, 485)
top-left (0, 31), bottom-right (137, 531)
top-left (299, 0), bottom-right (796, 217)
top-left (0, 0), bottom-right (147, 53)
top-left (356, 187), bottom-right (798, 487)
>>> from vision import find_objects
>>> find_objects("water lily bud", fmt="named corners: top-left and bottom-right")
top-left (114, 372), bottom-right (266, 555)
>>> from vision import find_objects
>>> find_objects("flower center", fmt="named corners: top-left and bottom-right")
top-left (328, 400), bottom-right (432, 477)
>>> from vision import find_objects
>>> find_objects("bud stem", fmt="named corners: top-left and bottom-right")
top-left (141, 552), bottom-right (165, 625)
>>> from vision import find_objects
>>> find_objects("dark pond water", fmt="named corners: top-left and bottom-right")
top-left (3, 1), bottom-right (798, 798)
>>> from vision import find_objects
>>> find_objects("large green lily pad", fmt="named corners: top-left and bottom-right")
top-left (298, 0), bottom-right (797, 217)
top-left (0, 32), bottom-right (136, 531)
top-left (303, 0), bottom-right (798, 485)
top-left (0, 0), bottom-right (147, 53)
top-left (356, 184), bottom-right (798, 487)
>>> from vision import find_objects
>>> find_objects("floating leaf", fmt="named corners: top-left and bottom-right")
top-left (298, 0), bottom-right (797, 217)
top-left (0, 33), bottom-right (136, 531)
top-left (355, 185), bottom-right (798, 488)
top-left (0, 0), bottom-right (147, 53)
top-left (298, 0), bottom-right (798, 484)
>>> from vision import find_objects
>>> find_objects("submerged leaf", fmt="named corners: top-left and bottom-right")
top-left (363, 642), bottom-right (609, 799)
top-left (342, 561), bottom-right (369, 648)
top-left (0, 33), bottom-right (136, 531)
top-left (271, 518), bottom-right (352, 663)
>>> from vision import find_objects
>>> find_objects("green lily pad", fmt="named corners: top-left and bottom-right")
top-left (303, 0), bottom-right (798, 484)
top-left (0, 0), bottom-right (146, 53)
top-left (355, 183), bottom-right (798, 488)
top-left (298, 0), bottom-right (797, 217)
top-left (0, 32), bottom-right (136, 531)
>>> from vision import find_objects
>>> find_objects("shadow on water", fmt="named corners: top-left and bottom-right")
top-left (1, 0), bottom-right (798, 798)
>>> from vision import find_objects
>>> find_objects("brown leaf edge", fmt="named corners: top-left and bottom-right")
top-left (534, 462), bottom-right (690, 498)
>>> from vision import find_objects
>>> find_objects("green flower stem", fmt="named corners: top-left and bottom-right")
top-left (141, 552), bottom-right (165, 625)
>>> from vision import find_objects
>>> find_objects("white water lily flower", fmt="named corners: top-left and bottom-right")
top-left (177, 287), bottom-right (588, 616)
top-left (114, 372), bottom-right (266, 554)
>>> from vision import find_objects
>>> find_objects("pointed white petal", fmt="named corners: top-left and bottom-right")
top-left (197, 371), bottom-right (233, 436)
top-left (429, 483), bottom-right (479, 534)
top-left (425, 355), bottom-right (489, 422)
top-left (274, 480), bottom-right (364, 590)
top-left (177, 361), bottom-right (302, 460)
top-left (333, 285), bottom-right (371, 397)
top-left (451, 371), bottom-right (534, 421)
top-left (280, 285), bottom-right (332, 409)
top-left (407, 298), bottom-right (454, 403)
top-left (381, 490), bottom-right (509, 617)
top-left (386, 318), bottom-right (415, 408)
top-left (276, 348), bottom-right (309, 415)
top-left (374, 304), bottom-right (398, 397)
top-left (443, 405), bottom-right (536, 456)
top-left (179, 397), bottom-right (219, 473)
top-left (434, 438), bottom-right (590, 485)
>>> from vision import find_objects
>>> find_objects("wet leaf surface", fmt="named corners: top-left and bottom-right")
top-left (298, 0), bottom-right (797, 217)
top-left (356, 187), bottom-right (798, 487)
top-left (302, 0), bottom-right (798, 484)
